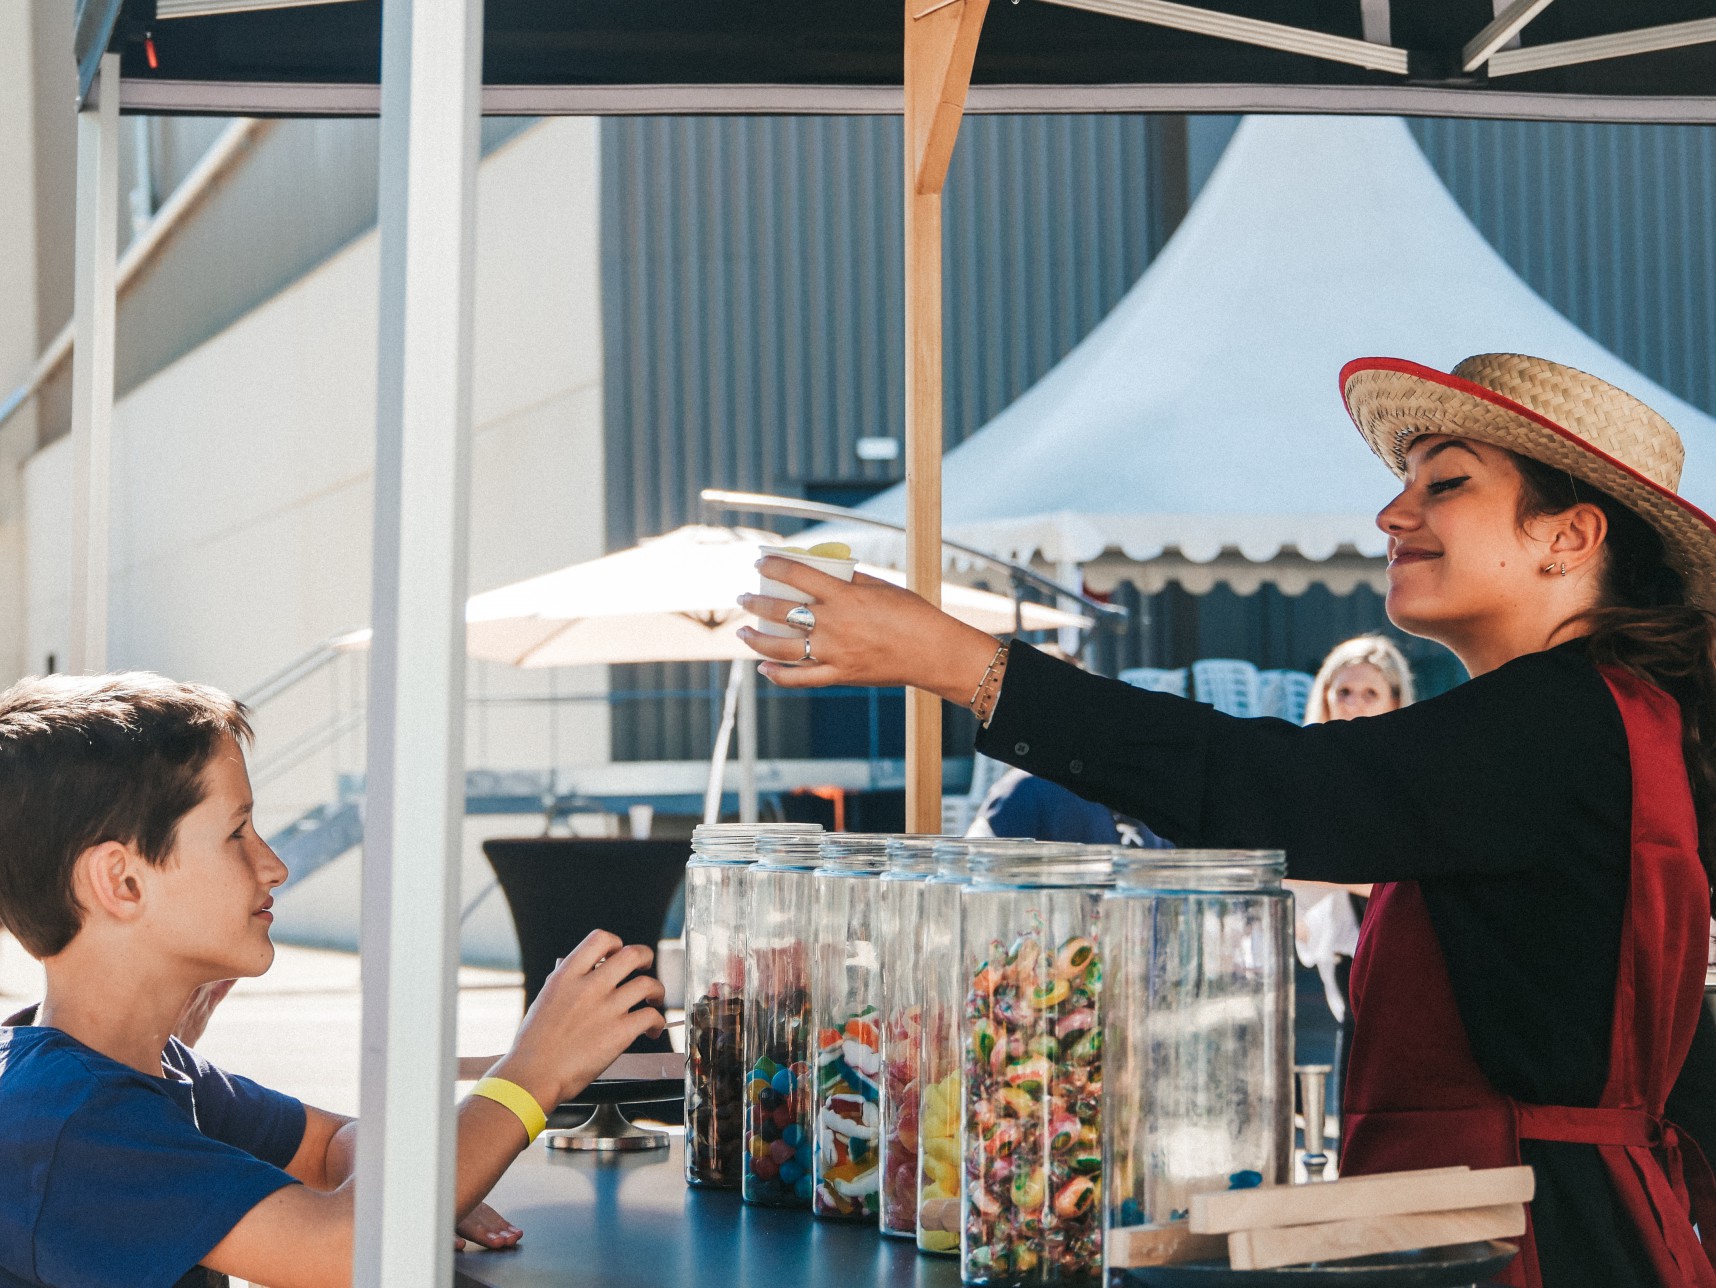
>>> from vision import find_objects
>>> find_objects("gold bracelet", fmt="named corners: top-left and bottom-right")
top-left (969, 642), bottom-right (1011, 726)
top-left (470, 1076), bottom-right (548, 1145)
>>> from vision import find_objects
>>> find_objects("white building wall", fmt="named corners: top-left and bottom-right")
top-left (22, 118), bottom-right (611, 966)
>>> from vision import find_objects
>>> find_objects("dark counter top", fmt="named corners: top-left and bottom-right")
top-left (454, 1135), bottom-right (960, 1288)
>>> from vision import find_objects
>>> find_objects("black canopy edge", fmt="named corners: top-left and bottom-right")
top-left (115, 77), bottom-right (1716, 123)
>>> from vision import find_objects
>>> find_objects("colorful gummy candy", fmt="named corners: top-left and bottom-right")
top-left (812, 1008), bottom-right (884, 1218)
top-left (686, 987), bottom-right (744, 1187)
top-left (963, 933), bottom-right (1103, 1283)
top-left (743, 984), bottom-right (814, 1207)
top-left (879, 1004), bottom-right (923, 1236)
top-left (744, 1054), bottom-right (814, 1204)
top-left (917, 1071), bottom-right (962, 1254)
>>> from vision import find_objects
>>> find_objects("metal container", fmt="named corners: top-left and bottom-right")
top-left (961, 845), bottom-right (1111, 1287)
top-left (810, 834), bottom-right (892, 1220)
top-left (741, 830), bottom-right (828, 1207)
top-left (683, 821), bottom-right (823, 1188)
top-left (1099, 850), bottom-right (1293, 1284)
top-left (878, 836), bottom-right (941, 1239)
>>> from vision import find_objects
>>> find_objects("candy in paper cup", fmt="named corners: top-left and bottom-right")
top-left (755, 543), bottom-right (857, 638)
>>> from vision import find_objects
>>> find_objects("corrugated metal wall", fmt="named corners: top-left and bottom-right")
top-left (600, 114), bottom-right (1172, 551)
top-left (601, 114), bottom-right (1174, 761)
top-left (1409, 118), bottom-right (1716, 418)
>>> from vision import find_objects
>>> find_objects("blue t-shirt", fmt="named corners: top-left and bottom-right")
top-left (0, 1026), bottom-right (306, 1288)
top-left (969, 768), bottom-right (1172, 848)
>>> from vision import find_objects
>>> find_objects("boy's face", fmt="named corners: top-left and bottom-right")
top-left (143, 734), bottom-right (288, 983)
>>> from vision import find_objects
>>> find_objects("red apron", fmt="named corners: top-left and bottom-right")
top-left (1341, 667), bottom-right (1716, 1288)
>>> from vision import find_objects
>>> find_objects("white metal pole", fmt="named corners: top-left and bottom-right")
top-left (69, 52), bottom-right (119, 674)
top-left (354, 0), bottom-right (482, 1283)
top-left (738, 663), bottom-right (759, 824)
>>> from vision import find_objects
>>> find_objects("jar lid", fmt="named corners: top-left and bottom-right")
top-left (968, 842), bottom-right (1113, 889)
top-left (1111, 848), bottom-right (1286, 892)
top-left (690, 821), bottom-right (822, 862)
top-left (754, 830), bottom-right (827, 868)
top-left (820, 834), bottom-right (891, 872)
top-left (883, 835), bottom-right (944, 876)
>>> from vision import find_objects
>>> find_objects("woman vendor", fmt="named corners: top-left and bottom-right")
top-left (738, 354), bottom-right (1716, 1288)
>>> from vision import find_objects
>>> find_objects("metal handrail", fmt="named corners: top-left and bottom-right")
top-left (239, 636), bottom-right (350, 708)
top-left (698, 487), bottom-right (1128, 622)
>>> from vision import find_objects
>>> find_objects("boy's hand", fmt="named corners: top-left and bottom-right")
top-left (455, 1201), bottom-right (522, 1251)
top-left (491, 929), bottom-right (667, 1112)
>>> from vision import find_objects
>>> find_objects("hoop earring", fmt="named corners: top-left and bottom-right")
top-left (1540, 561), bottom-right (1567, 577)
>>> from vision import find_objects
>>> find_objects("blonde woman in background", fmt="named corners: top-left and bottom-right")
top-left (1304, 633), bottom-right (1416, 724)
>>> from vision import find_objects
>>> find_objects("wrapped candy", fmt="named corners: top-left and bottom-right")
top-left (810, 835), bottom-right (891, 1220)
top-left (960, 846), bottom-right (1111, 1286)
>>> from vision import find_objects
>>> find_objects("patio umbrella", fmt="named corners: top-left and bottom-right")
top-left (332, 523), bottom-right (1089, 819)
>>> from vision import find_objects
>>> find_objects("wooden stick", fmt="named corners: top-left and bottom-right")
top-left (1228, 1202), bottom-right (1526, 1271)
top-left (1191, 1165), bottom-right (1532, 1235)
top-left (1106, 1223), bottom-right (1229, 1268)
top-left (901, 0), bottom-right (987, 834)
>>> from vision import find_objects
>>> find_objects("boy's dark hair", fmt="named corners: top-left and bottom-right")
top-left (0, 672), bottom-right (253, 958)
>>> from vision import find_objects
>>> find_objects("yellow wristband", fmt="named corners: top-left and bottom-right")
top-left (470, 1076), bottom-right (547, 1145)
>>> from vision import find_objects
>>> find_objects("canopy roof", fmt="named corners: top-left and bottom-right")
top-left (822, 114), bottom-right (1716, 584)
top-left (99, 0), bottom-right (1716, 119)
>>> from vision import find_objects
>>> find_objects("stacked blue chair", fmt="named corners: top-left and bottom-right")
top-left (1118, 666), bottom-right (1189, 697)
top-left (1191, 659), bottom-right (1261, 717)
top-left (1258, 669), bottom-right (1315, 724)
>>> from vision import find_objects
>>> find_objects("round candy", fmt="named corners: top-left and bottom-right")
top-left (771, 1067), bottom-right (796, 1095)
top-left (782, 1123), bottom-right (804, 1147)
top-left (769, 1138), bottom-right (793, 1165)
top-left (780, 1160), bottom-right (803, 1185)
top-left (752, 1156), bottom-right (778, 1182)
top-left (794, 1173), bottom-right (814, 1201)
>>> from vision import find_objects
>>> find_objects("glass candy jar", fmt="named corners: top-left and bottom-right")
top-left (1100, 851), bottom-right (1293, 1283)
top-left (878, 836), bottom-right (941, 1238)
top-left (917, 839), bottom-right (976, 1256)
top-left (742, 830), bottom-right (827, 1207)
top-left (683, 822), bottom-right (823, 1189)
top-left (810, 835), bottom-right (892, 1220)
top-left (961, 846), bottom-right (1112, 1287)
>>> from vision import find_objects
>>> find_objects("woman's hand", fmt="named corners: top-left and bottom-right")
top-left (737, 557), bottom-right (999, 702)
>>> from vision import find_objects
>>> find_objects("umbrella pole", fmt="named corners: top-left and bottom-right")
top-left (739, 663), bottom-right (759, 823)
top-left (903, 0), bottom-right (988, 834)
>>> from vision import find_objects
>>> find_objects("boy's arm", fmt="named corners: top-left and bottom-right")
top-left (200, 930), bottom-right (665, 1288)
top-left (284, 1105), bottom-right (355, 1190)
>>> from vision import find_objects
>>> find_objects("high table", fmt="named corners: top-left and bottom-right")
top-left (453, 1136), bottom-right (959, 1288)
top-left (453, 1137), bottom-right (1510, 1288)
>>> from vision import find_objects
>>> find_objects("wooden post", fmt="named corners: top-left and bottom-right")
top-left (904, 0), bottom-right (988, 834)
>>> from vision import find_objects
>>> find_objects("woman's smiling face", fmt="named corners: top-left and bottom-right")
top-left (1376, 435), bottom-right (1545, 644)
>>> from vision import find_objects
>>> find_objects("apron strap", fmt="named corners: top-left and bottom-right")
top-left (1518, 1104), bottom-right (1716, 1286)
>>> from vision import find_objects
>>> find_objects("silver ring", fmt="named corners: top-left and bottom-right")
top-left (801, 636), bottom-right (816, 664)
top-left (785, 604), bottom-right (817, 631)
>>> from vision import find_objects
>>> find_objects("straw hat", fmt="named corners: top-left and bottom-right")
top-left (1340, 353), bottom-right (1716, 608)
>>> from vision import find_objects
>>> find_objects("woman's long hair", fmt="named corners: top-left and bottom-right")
top-left (1516, 455), bottom-right (1716, 899)
top-left (1303, 634), bottom-right (1416, 725)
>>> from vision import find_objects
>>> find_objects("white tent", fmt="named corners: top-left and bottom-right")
top-left (827, 115), bottom-right (1716, 596)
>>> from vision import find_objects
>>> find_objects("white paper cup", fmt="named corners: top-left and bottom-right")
top-left (755, 544), bottom-right (858, 638)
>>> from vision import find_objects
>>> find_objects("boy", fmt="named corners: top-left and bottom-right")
top-left (0, 673), bottom-right (666, 1288)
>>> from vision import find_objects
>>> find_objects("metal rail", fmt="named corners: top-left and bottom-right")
top-left (699, 487), bottom-right (1127, 622)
